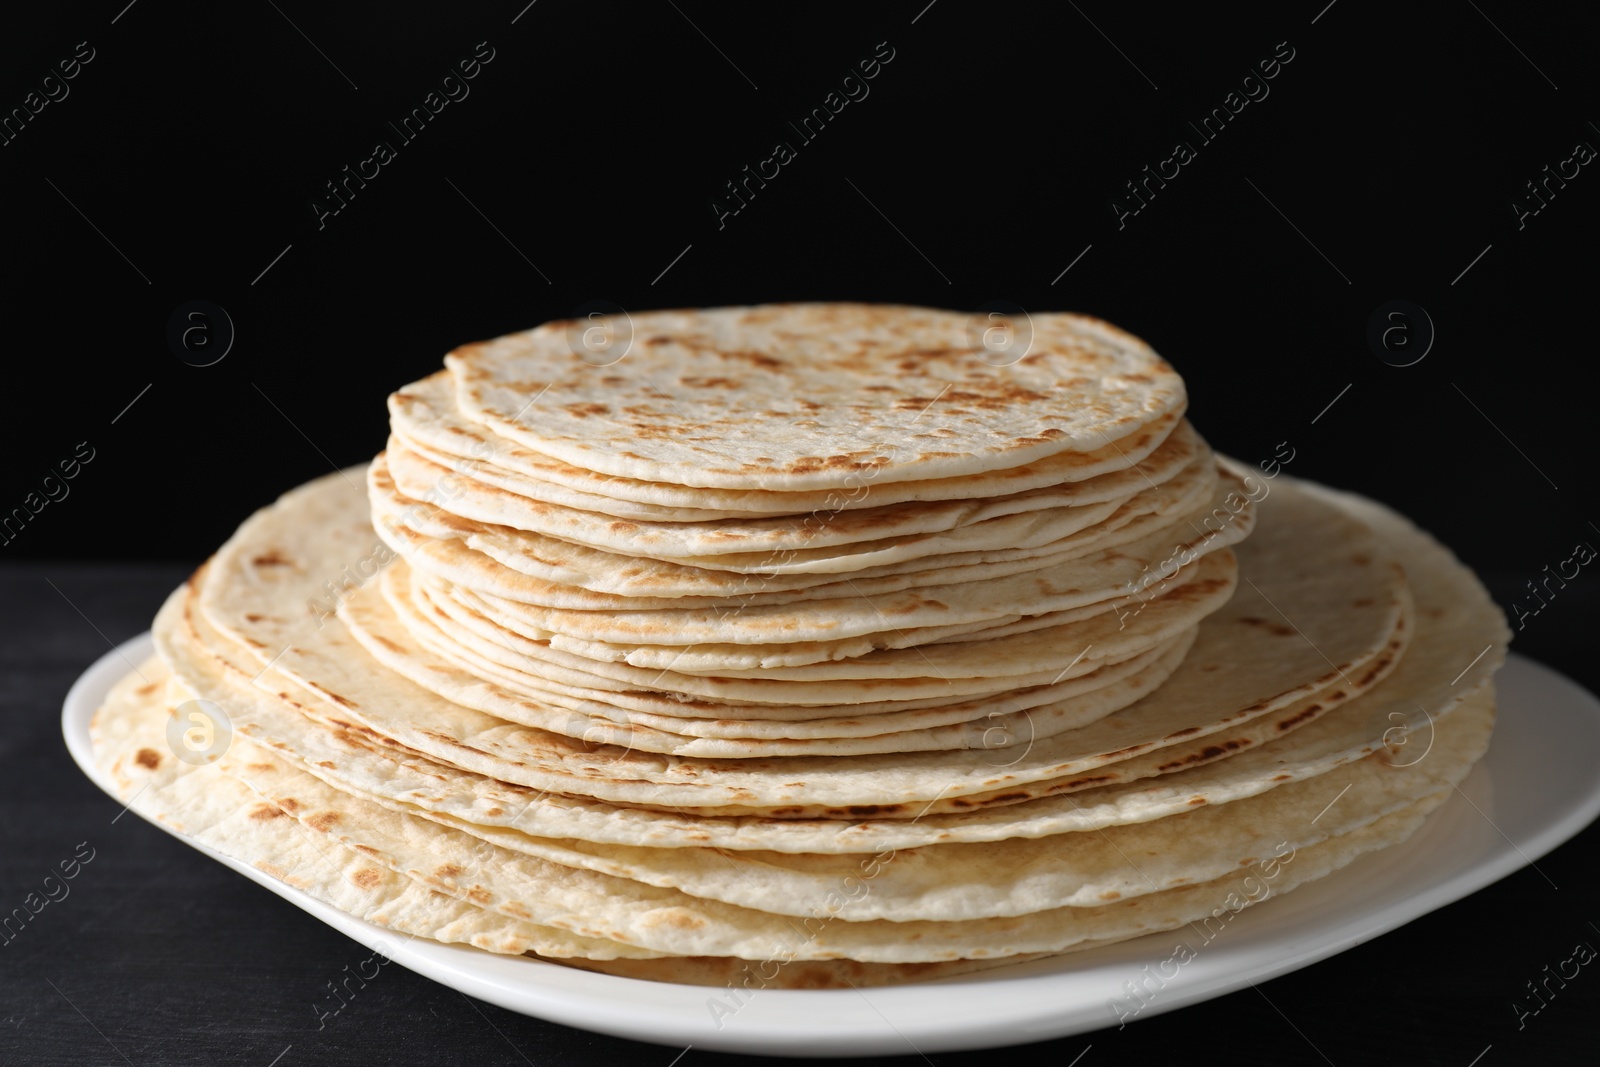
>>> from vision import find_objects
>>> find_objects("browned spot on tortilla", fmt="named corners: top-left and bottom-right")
top-left (1276, 704), bottom-right (1323, 731)
top-left (1238, 616), bottom-right (1295, 637)
top-left (1188, 797), bottom-right (1208, 806)
top-left (248, 802), bottom-right (286, 820)
top-left (783, 453), bottom-right (892, 475)
top-left (354, 844), bottom-right (381, 857)
top-left (307, 811), bottom-right (341, 832)
top-left (1166, 726), bottom-right (1202, 739)
top-left (1158, 740), bottom-right (1247, 771)
top-left (134, 748), bottom-right (162, 770)
top-left (719, 349), bottom-right (782, 369)
top-left (435, 863), bottom-right (464, 879)
top-left (253, 551), bottom-right (292, 567)
top-left (485, 807), bottom-right (504, 817)
top-left (1357, 653), bottom-right (1396, 686)
top-left (420, 729), bottom-right (488, 755)
top-left (1043, 775), bottom-right (1115, 794)
top-left (327, 693), bottom-right (358, 709)
top-left (565, 402), bottom-right (610, 418)
top-left (352, 868), bottom-right (382, 889)
top-left (317, 761), bottom-right (337, 769)
top-left (467, 887), bottom-right (493, 905)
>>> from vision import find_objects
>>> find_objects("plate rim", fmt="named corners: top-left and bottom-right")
top-left (63, 633), bottom-right (1600, 1057)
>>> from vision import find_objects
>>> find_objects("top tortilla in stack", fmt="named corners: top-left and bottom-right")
top-left (89, 304), bottom-right (1508, 988)
top-left (441, 303), bottom-right (1189, 491)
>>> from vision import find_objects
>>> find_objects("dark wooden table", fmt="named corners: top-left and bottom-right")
top-left (3, 562), bottom-right (1596, 1066)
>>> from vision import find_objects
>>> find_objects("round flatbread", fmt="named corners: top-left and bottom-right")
top-left (444, 304), bottom-right (1188, 490)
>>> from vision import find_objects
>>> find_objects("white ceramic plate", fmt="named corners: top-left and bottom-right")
top-left (64, 635), bottom-right (1600, 1057)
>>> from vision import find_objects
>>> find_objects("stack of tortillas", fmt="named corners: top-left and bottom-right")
top-left (92, 304), bottom-right (1508, 990)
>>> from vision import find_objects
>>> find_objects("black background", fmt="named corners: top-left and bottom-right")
top-left (3, 1), bottom-right (1598, 1064)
